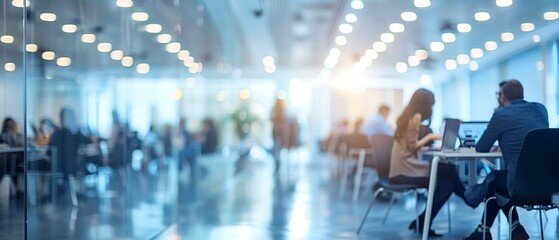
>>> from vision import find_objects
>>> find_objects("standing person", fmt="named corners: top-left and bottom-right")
top-left (463, 80), bottom-right (548, 240)
top-left (271, 98), bottom-right (289, 172)
top-left (361, 104), bottom-right (393, 137)
top-left (390, 88), bottom-right (471, 237)
top-left (175, 118), bottom-right (196, 179)
top-left (200, 118), bottom-right (218, 155)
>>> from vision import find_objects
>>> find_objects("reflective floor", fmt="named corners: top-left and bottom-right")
top-left (1, 149), bottom-right (559, 239)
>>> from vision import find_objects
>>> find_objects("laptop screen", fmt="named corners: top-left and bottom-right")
top-left (441, 118), bottom-right (461, 151)
top-left (459, 121), bottom-right (489, 144)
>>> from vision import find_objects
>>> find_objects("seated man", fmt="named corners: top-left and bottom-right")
top-left (464, 80), bottom-right (549, 240)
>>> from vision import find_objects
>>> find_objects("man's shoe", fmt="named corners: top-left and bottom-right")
top-left (463, 224), bottom-right (492, 240)
top-left (511, 224), bottom-right (529, 240)
top-left (465, 183), bottom-right (487, 208)
top-left (408, 220), bottom-right (444, 238)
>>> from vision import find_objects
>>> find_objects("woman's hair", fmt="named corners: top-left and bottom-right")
top-left (1, 117), bottom-right (14, 135)
top-left (272, 98), bottom-right (286, 122)
top-left (394, 88), bottom-right (435, 144)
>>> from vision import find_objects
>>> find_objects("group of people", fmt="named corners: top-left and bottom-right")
top-left (388, 79), bottom-right (547, 240)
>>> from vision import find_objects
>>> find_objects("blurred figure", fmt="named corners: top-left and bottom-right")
top-left (0, 117), bottom-right (24, 147)
top-left (199, 118), bottom-right (218, 155)
top-left (271, 98), bottom-right (289, 171)
top-left (174, 118), bottom-right (196, 179)
top-left (34, 118), bottom-right (59, 146)
top-left (143, 125), bottom-right (160, 162)
top-left (107, 111), bottom-right (127, 168)
top-left (361, 104), bottom-right (393, 137)
top-left (162, 124), bottom-right (173, 159)
top-left (323, 119), bottom-right (350, 152)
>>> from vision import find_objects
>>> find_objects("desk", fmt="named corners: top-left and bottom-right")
top-left (422, 151), bottom-right (502, 240)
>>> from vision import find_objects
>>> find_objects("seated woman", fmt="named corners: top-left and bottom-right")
top-left (389, 88), bottom-right (471, 237)
top-left (1, 117), bottom-right (24, 147)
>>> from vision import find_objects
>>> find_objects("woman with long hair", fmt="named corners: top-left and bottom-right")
top-left (390, 88), bottom-right (470, 237)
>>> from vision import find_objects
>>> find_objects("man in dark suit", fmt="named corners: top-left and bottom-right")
top-left (464, 80), bottom-right (549, 240)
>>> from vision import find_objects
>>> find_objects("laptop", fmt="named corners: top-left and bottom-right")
top-left (440, 118), bottom-right (461, 152)
top-left (458, 121), bottom-right (489, 147)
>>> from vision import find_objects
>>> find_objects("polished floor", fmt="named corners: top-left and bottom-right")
top-left (1, 149), bottom-right (558, 239)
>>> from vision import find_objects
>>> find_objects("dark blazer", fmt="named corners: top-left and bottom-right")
top-left (476, 99), bottom-right (548, 195)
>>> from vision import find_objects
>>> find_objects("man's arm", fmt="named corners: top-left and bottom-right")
top-left (475, 112), bottom-right (501, 152)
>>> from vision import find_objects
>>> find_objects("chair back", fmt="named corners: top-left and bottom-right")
top-left (509, 128), bottom-right (559, 205)
top-left (370, 134), bottom-right (394, 180)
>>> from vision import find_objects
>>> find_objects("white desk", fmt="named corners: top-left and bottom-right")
top-left (422, 151), bottom-right (502, 240)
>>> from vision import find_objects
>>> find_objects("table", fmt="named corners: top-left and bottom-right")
top-left (422, 151), bottom-right (502, 240)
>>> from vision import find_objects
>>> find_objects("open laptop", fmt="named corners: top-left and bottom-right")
top-left (458, 121), bottom-right (489, 147)
top-left (439, 118), bottom-right (461, 152)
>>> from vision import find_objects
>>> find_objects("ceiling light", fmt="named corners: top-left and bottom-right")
top-left (372, 41), bottom-right (387, 52)
top-left (413, 0), bottom-right (431, 8)
top-left (239, 89), bottom-right (250, 100)
top-left (157, 34), bottom-right (172, 43)
top-left (441, 33), bottom-right (456, 43)
top-left (457, 23), bottom-right (472, 33)
top-left (145, 24), bottom-right (162, 33)
top-left (395, 62), bottom-right (407, 73)
top-left (116, 0), bottom-right (133, 8)
top-left (183, 57), bottom-right (194, 67)
top-left (42, 51), bottom-right (55, 60)
top-left (456, 54), bottom-right (470, 65)
top-left (26, 44), bottom-right (37, 52)
top-left (121, 56), bottom-right (134, 67)
top-left (131, 12), bottom-right (149, 22)
top-left (62, 24), bottom-right (78, 33)
top-left (401, 12), bottom-right (417, 21)
top-left (470, 48), bottom-right (484, 58)
top-left (474, 12), bottom-right (491, 21)
top-left (345, 13), bottom-right (357, 23)
top-left (329, 48), bottom-right (341, 58)
top-left (389, 23), bottom-right (405, 33)
top-left (350, 0), bottom-right (364, 10)
top-left (420, 74), bottom-right (432, 86)
top-left (536, 61), bottom-right (544, 71)
top-left (165, 42), bottom-right (181, 53)
top-left (0, 35), bottom-right (14, 44)
top-left (4, 63), bottom-right (15, 72)
top-left (136, 63), bottom-right (150, 74)
top-left (339, 23), bottom-right (353, 33)
top-left (11, 0), bottom-right (30, 8)
top-left (97, 43), bottom-right (112, 52)
top-left (81, 34), bottom-right (96, 43)
top-left (263, 56), bottom-right (275, 66)
top-left (496, 0), bottom-right (512, 7)
top-left (40, 13), bottom-right (57, 22)
top-left (380, 33), bottom-right (395, 43)
top-left (56, 57), bottom-right (71, 67)
top-left (430, 41), bottom-right (445, 52)
top-left (365, 49), bottom-right (378, 59)
top-left (178, 50), bottom-right (190, 60)
top-left (501, 32), bottom-right (514, 42)
top-left (543, 12), bottom-right (559, 21)
top-left (110, 50), bottom-right (124, 60)
top-left (360, 56), bottom-right (372, 66)
top-left (415, 49), bottom-right (429, 60)
top-left (532, 35), bottom-right (541, 43)
top-left (520, 23), bottom-right (535, 32)
top-left (485, 41), bottom-right (498, 51)
top-left (324, 56), bottom-right (338, 68)
top-left (408, 56), bottom-right (420, 66)
top-left (264, 64), bottom-right (276, 73)
top-left (445, 59), bottom-right (457, 70)
top-left (469, 61), bottom-right (479, 71)
top-left (335, 36), bottom-right (347, 46)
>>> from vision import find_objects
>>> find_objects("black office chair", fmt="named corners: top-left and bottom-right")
top-left (493, 129), bottom-right (559, 239)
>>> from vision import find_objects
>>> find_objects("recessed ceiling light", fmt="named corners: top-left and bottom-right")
top-left (165, 42), bottom-right (181, 53)
top-left (415, 49), bottom-right (429, 60)
top-left (470, 48), bottom-right (484, 58)
top-left (264, 64), bottom-right (276, 73)
top-left (81, 34), bottom-right (96, 43)
top-left (456, 54), bottom-right (470, 65)
top-left (430, 41), bottom-right (445, 52)
top-left (97, 43), bottom-right (112, 52)
top-left (40, 13), bottom-right (57, 22)
top-left (131, 12), bottom-right (149, 22)
top-left (116, 0), bottom-right (133, 8)
top-left (351, 0), bottom-right (364, 10)
top-left (263, 56), bottom-right (275, 66)
top-left (329, 48), bottom-right (341, 58)
top-left (335, 36), bottom-right (347, 46)
top-left (441, 33), bottom-right (456, 43)
top-left (413, 0), bottom-right (431, 8)
top-left (445, 59), bottom-right (457, 70)
top-left (110, 50), bottom-right (124, 60)
top-left (532, 35), bottom-right (541, 43)
top-left (401, 12), bottom-right (417, 21)
top-left (420, 74), bottom-right (432, 86)
top-left (380, 33), bottom-right (395, 43)
top-left (501, 32), bottom-right (514, 42)
top-left (4, 62), bottom-right (15, 72)
top-left (365, 49), bottom-right (378, 59)
top-left (520, 23), bottom-right (535, 32)
top-left (389, 23), bottom-right (405, 33)
top-left (324, 57), bottom-right (337, 69)
top-left (121, 56), bottom-right (134, 67)
top-left (62, 24), bottom-right (78, 33)
top-left (26, 44), bottom-right (37, 52)
top-left (339, 23), bottom-right (353, 33)
top-left (485, 41), bottom-right (498, 51)
top-left (536, 61), bottom-right (544, 71)
top-left (408, 56), bottom-right (420, 66)
top-left (136, 63), bottom-right (150, 74)
top-left (474, 12), bottom-right (491, 21)
top-left (496, 0), bottom-right (513, 7)
top-left (11, 0), bottom-right (29, 8)
top-left (42, 51), bottom-right (55, 60)
top-left (360, 56), bottom-right (372, 66)
top-left (178, 50), bottom-right (190, 60)
top-left (56, 57), bottom-right (72, 67)
top-left (543, 12), bottom-right (559, 21)
top-left (145, 24), bottom-right (162, 33)
top-left (183, 57), bottom-right (195, 67)
top-left (469, 61), bottom-right (479, 71)
top-left (457, 23), bottom-right (472, 33)
top-left (0, 35), bottom-right (14, 44)
top-left (395, 62), bottom-right (408, 73)
top-left (372, 41), bottom-right (387, 52)
top-left (157, 34), bottom-right (172, 44)
top-left (345, 13), bottom-right (358, 23)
